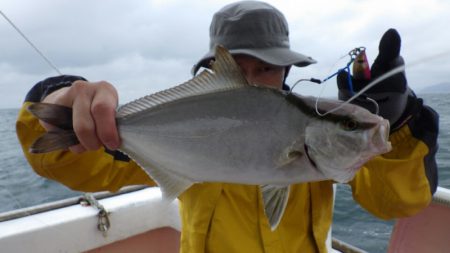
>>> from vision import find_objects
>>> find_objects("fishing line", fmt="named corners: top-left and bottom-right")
top-left (0, 10), bottom-right (62, 75)
top-left (314, 65), bottom-right (405, 117)
top-left (314, 52), bottom-right (356, 102)
top-left (289, 48), bottom-right (364, 93)
top-left (290, 47), bottom-right (364, 114)
top-left (292, 47), bottom-right (450, 117)
top-left (0, 11), bottom-right (95, 244)
top-left (315, 50), bottom-right (450, 117)
top-left (0, 10), bottom-right (61, 217)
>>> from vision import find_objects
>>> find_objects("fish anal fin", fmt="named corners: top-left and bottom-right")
top-left (260, 185), bottom-right (290, 231)
top-left (133, 159), bottom-right (193, 201)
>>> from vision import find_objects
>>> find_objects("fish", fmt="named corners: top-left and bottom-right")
top-left (27, 45), bottom-right (392, 230)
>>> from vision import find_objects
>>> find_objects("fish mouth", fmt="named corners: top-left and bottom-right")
top-left (304, 144), bottom-right (317, 168)
top-left (372, 120), bottom-right (392, 153)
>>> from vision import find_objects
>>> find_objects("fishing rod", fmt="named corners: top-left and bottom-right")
top-left (0, 10), bottom-right (62, 75)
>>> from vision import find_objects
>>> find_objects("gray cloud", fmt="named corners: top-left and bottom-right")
top-left (1, 0), bottom-right (449, 108)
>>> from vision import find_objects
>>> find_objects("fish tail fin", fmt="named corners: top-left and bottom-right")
top-left (30, 131), bottom-right (79, 153)
top-left (260, 185), bottom-right (290, 231)
top-left (27, 102), bottom-right (74, 130)
top-left (27, 102), bottom-right (79, 153)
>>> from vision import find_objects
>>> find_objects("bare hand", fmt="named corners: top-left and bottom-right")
top-left (41, 80), bottom-right (120, 153)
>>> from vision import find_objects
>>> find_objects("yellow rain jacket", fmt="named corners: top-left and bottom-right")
top-left (16, 75), bottom-right (439, 253)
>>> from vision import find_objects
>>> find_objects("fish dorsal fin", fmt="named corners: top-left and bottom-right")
top-left (260, 185), bottom-right (290, 231)
top-left (117, 45), bottom-right (249, 118)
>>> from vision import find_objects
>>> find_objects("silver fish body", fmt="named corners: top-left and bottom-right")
top-left (28, 46), bottom-right (391, 230)
top-left (119, 87), bottom-right (317, 186)
top-left (118, 87), bottom-right (389, 187)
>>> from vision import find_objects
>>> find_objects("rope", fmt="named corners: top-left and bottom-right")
top-left (81, 193), bottom-right (111, 237)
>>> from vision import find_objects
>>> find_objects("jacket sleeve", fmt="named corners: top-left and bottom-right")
top-left (350, 97), bottom-right (439, 219)
top-left (16, 75), bottom-right (156, 192)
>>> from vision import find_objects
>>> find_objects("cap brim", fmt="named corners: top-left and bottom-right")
top-left (192, 47), bottom-right (316, 75)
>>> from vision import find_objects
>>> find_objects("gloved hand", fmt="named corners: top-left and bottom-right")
top-left (337, 28), bottom-right (415, 130)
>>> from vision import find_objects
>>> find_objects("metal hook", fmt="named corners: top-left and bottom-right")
top-left (348, 47), bottom-right (366, 59)
top-left (288, 78), bottom-right (322, 95)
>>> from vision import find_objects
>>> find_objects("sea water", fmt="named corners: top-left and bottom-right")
top-left (0, 93), bottom-right (448, 252)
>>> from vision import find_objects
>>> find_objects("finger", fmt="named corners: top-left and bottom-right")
top-left (91, 81), bottom-right (120, 150)
top-left (378, 28), bottom-right (401, 63)
top-left (336, 70), bottom-right (351, 90)
top-left (71, 82), bottom-right (102, 151)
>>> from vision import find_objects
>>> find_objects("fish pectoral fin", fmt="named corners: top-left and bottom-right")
top-left (287, 150), bottom-right (303, 160)
top-left (260, 185), bottom-right (290, 231)
top-left (143, 165), bottom-right (193, 201)
top-left (277, 148), bottom-right (304, 167)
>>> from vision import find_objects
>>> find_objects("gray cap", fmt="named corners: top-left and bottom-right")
top-left (192, 1), bottom-right (316, 75)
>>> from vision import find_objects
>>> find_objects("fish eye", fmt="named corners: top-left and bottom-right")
top-left (341, 119), bottom-right (359, 131)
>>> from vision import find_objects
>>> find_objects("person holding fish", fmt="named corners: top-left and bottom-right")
top-left (16, 1), bottom-right (438, 252)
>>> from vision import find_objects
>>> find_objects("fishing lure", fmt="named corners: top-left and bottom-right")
top-left (290, 47), bottom-right (381, 117)
top-left (352, 48), bottom-right (371, 81)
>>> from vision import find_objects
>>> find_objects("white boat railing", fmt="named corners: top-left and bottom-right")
top-left (1, 186), bottom-right (449, 253)
top-left (0, 185), bottom-right (147, 222)
top-left (432, 186), bottom-right (450, 206)
top-left (0, 186), bottom-right (180, 253)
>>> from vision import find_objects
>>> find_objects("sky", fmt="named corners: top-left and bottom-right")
top-left (1, 0), bottom-right (449, 108)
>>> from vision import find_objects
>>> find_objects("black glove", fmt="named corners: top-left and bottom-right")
top-left (337, 28), bottom-right (415, 130)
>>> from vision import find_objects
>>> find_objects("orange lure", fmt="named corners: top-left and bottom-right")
top-left (352, 50), bottom-right (371, 80)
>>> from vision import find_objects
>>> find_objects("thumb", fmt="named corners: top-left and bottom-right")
top-left (372, 28), bottom-right (402, 76)
top-left (378, 28), bottom-right (401, 63)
